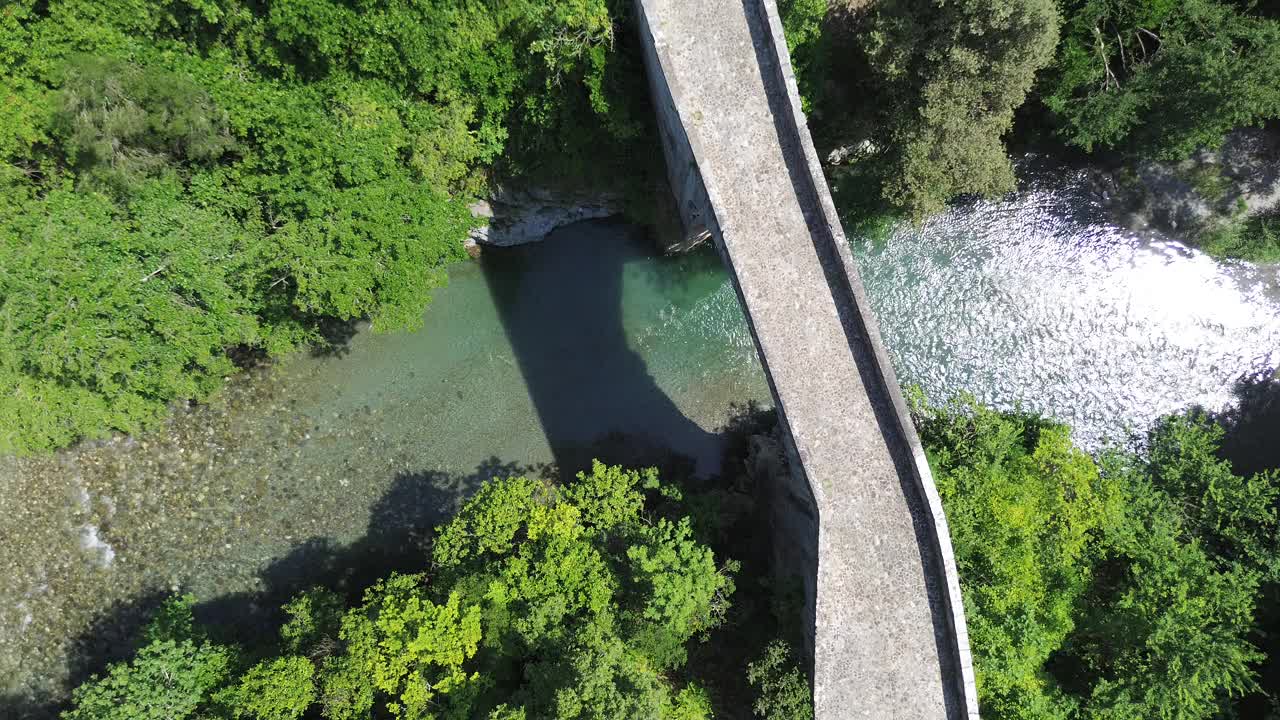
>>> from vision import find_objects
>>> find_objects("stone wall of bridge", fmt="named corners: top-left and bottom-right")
top-left (635, 0), bottom-right (980, 717)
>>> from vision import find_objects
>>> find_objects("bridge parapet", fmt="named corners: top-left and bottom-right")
top-left (635, 1), bottom-right (979, 717)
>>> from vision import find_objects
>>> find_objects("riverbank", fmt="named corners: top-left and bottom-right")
top-left (1074, 126), bottom-right (1280, 263)
top-left (0, 223), bottom-right (769, 713)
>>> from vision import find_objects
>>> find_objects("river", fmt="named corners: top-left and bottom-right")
top-left (2, 163), bottom-right (1278, 711)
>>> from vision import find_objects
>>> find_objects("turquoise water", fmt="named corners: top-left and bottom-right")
top-left (3, 170), bottom-right (1280, 708)
top-left (0, 222), bottom-right (771, 707)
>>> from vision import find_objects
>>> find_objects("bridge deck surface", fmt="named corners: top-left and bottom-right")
top-left (639, 1), bottom-right (959, 716)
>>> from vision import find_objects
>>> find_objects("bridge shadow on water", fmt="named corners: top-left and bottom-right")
top-left (3, 220), bottom-right (737, 719)
top-left (480, 219), bottom-right (724, 479)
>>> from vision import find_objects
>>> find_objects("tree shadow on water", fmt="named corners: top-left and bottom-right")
top-left (0, 458), bottom-right (523, 720)
top-left (1213, 368), bottom-right (1280, 479)
top-left (195, 456), bottom-right (527, 638)
top-left (481, 219), bottom-right (724, 480)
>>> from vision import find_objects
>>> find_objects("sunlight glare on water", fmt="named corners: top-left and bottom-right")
top-left (853, 168), bottom-right (1280, 448)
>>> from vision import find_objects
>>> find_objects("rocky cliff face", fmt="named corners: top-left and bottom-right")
top-left (1092, 127), bottom-right (1280, 236)
top-left (466, 187), bottom-right (621, 248)
top-left (465, 182), bottom-right (710, 255)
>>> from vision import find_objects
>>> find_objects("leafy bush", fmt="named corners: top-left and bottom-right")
top-left (778, 0), bottom-right (828, 112)
top-left (916, 397), bottom-right (1280, 719)
top-left (63, 641), bottom-right (233, 720)
top-left (60, 463), bottom-right (739, 720)
top-left (746, 640), bottom-right (814, 720)
top-left (53, 56), bottom-right (235, 194)
top-left (1199, 213), bottom-right (1280, 264)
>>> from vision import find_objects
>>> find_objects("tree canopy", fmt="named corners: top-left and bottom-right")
top-left (915, 397), bottom-right (1280, 719)
top-left (1042, 0), bottom-right (1280, 159)
top-left (61, 462), bottom-right (746, 720)
top-left (794, 0), bottom-right (1280, 228)
top-left (859, 0), bottom-right (1060, 219)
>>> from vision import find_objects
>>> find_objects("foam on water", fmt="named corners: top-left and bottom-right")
top-left (854, 167), bottom-right (1280, 448)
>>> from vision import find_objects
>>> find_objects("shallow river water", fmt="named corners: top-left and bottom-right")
top-left (2, 165), bottom-right (1278, 709)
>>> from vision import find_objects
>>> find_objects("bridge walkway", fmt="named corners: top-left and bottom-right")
top-left (635, 1), bottom-right (978, 717)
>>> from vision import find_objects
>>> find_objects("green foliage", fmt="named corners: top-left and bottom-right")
top-left (916, 398), bottom-right (1117, 718)
top-left (217, 657), bottom-right (316, 720)
top-left (323, 582), bottom-right (482, 719)
top-left (778, 0), bottom-right (828, 112)
top-left (856, 0), bottom-right (1059, 218)
top-left (1199, 213), bottom-right (1280, 264)
top-left (279, 588), bottom-right (344, 657)
top-left (0, 0), bottom-right (643, 454)
top-left (746, 640), bottom-right (814, 720)
top-left (143, 594), bottom-right (204, 645)
top-left (917, 396), bottom-right (1280, 720)
top-left (63, 641), bottom-right (233, 720)
top-left (61, 463), bottom-right (737, 720)
top-left (54, 56), bottom-right (235, 194)
top-left (1183, 164), bottom-right (1232, 204)
top-left (0, 179), bottom-right (266, 452)
top-left (1042, 0), bottom-right (1280, 159)
top-left (800, 0), bottom-right (1058, 219)
top-left (1144, 412), bottom-right (1279, 581)
top-left (65, 592), bottom-right (238, 720)
top-left (1065, 475), bottom-right (1263, 718)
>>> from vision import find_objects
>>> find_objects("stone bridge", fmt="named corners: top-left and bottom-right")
top-left (634, 1), bottom-right (979, 717)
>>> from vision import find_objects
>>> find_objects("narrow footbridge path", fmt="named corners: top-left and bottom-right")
top-left (635, 1), bottom-right (979, 717)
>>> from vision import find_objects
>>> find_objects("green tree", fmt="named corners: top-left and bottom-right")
top-left (746, 640), bottom-right (814, 720)
top-left (779, 0), bottom-right (828, 112)
top-left (216, 657), bottom-right (317, 720)
top-left (858, 0), bottom-right (1060, 218)
top-left (63, 596), bottom-right (234, 720)
top-left (915, 397), bottom-right (1117, 718)
top-left (1042, 0), bottom-right (1280, 159)
top-left (917, 397), bottom-right (1279, 719)
top-left (60, 463), bottom-right (739, 720)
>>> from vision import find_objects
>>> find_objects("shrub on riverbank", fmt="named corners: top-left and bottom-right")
top-left (0, 0), bottom-right (646, 454)
top-left (1201, 212), bottom-right (1280, 264)
top-left (58, 462), bottom-right (785, 719)
top-left (914, 396), bottom-right (1280, 719)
